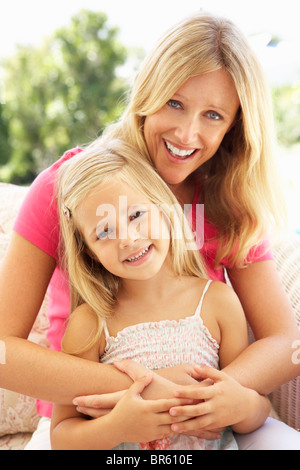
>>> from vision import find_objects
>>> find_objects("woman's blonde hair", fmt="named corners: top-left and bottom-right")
top-left (57, 138), bottom-right (207, 351)
top-left (104, 11), bottom-right (286, 267)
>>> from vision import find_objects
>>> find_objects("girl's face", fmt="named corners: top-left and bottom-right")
top-left (144, 69), bottom-right (240, 189)
top-left (76, 179), bottom-right (171, 281)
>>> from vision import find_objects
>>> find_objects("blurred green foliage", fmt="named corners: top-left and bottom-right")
top-left (272, 83), bottom-right (300, 147)
top-left (0, 10), bottom-right (128, 184)
top-left (0, 10), bottom-right (299, 185)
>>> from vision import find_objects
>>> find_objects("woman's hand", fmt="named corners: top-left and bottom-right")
top-left (168, 365), bottom-right (270, 435)
top-left (73, 359), bottom-right (199, 418)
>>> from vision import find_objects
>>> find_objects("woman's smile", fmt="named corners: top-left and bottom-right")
top-left (164, 139), bottom-right (199, 162)
top-left (144, 69), bottom-right (240, 190)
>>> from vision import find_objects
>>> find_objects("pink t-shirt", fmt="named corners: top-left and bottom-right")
top-left (189, 184), bottom-right (273, 282)
top-left (13, 148), bottom-right (273, 417)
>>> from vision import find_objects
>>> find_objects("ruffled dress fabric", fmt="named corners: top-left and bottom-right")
top-left (100, 281), bottom-right (238, 450)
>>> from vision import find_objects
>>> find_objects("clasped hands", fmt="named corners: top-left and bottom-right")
top-left (73, 360), bottom-right (257, 441)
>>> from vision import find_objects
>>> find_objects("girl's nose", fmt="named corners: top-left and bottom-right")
top-left (118, 224), bottom-right (140, 250)
top-left (119, 236), bottom-right (137, 250)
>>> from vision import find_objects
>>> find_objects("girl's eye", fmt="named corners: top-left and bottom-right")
top-left (97, 227), bottom-right (114, 240)
top-left (207, 111), bottom-right (222, 120)
top-left (129, 210), bottom-right (146, 222)
top-left (167, 99), bottom-right (182, 109)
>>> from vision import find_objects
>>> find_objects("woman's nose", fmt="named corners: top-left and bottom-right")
top-left (174, 116), bottom-right (201, 145)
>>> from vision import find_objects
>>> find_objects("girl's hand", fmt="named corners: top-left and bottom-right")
top-left (110, 373), bottom-right (190, 444)
top-left (73, 359), bottom-right (198, 417)
top-left (168, 365), bottom-right (263, 435)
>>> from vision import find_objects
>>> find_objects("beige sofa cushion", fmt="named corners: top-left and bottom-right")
top-left (0, 183), bottom-right (50, 440)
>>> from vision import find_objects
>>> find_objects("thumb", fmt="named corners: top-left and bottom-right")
top-left (114, 358), bottom-right (150, 381)
top-left (128, 373), bottom-right (153, 397)
top-left (193, 365), bottom-right (225, 383)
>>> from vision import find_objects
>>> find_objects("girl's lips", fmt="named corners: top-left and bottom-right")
top-left (123, 244), bottom-right (153, 266)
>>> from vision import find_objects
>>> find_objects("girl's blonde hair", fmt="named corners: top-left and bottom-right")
top-left (104, 11), bottom-right (286, 267)
top-left (57, 138), bottom-right (207, 351)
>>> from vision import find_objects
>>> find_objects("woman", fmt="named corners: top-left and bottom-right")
top-left (0, 12), bottom-right (299, 450)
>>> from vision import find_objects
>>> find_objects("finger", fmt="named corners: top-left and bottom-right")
top-left (128, 373), bottom-right (153, 397)
top-left (193, 365), bottom-right (226, 383)
top-left (197, 378), bottom-right (215, 387)
top-left (170, 401), bottom-right (211, 418)
top-left (157, 411), bottom-right (191, 426)
top-left (76, 406), bottom-right (112, 418)
top-left (171, 414), bottom-right (215, 434)
top-left (186, 366), bottom-right (214, 384)
top-left (151, 397), bottom-right (194, 413)
top-left (114, 359), bottom-right (150, 381)
top-left (74, 390), bottom-right (126, 409)
top-left (173, 384), bottom-right (215, 400)
top-left (73, 394), bottom-right (107, 408)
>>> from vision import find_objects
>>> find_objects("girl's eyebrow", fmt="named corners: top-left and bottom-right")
top-left (128, 203), bottom-right (148, 212)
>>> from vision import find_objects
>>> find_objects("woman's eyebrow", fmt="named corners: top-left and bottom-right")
top-left (171, 93), bottom-right (232, 117)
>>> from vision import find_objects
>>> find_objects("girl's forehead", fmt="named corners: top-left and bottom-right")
top-left (81, 178), bottom-right (153, 211)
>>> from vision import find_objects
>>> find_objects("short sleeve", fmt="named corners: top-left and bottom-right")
top-left (13, 148), bottom-right (83, 259)
top-left (245, 237), bottom-right (274, 263)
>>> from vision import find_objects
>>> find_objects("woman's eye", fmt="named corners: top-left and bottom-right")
top-left (207, 111), bottom-right (222, 120)
top-left (167, 99), bottom-right (182, 109)
top-left (129, 210), bottom-right (146, 222)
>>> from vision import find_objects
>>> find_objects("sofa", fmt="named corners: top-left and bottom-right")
top-left (0, 182), bottom-right (299, 450)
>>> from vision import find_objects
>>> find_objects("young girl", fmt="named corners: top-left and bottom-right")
top-left (50, 139), bottom-right (270, 450)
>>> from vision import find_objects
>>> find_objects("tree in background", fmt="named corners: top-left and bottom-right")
top-left (0, 10), bottom-right (128, 184)
top-left (272, 83), bottom-right (300, 147)
top-left (0, 104), bottom-right (11, 167)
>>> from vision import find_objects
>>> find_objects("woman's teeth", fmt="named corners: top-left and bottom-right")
top-left (126, 246), bottom-right (150, 262)
top-left (165, 141), bottom-right (196, 159)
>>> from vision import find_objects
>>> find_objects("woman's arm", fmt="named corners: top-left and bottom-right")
top-left (0, 233), bottom-right (133, 402)
top-left (226, 260), bottom-right (300, 395)
top-left (0, 234), bottom-right (196, 405)
top-left (167, 282), bottom-right (271, 435)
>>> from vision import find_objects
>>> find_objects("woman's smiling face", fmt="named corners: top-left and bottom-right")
top-left (143, 69), bottom-right (240, 188)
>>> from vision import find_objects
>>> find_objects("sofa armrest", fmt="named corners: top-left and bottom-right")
top-left (268, 232), bottom-right (300, 431)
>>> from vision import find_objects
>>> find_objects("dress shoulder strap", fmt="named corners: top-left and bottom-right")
top-left (102, 318), bottom-right (110, 340)
top-left (194, 280), bottom-right (212, 317)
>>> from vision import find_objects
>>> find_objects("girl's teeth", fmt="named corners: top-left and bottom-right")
top-left (127, 246), bottom-right (150, 262)
top-left (165, 141), bottom-right (195, 158)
